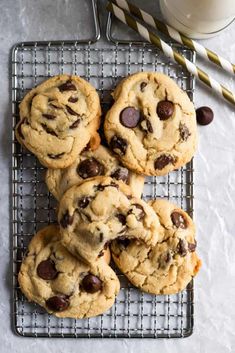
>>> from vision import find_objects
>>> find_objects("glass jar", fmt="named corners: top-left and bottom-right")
top-left (160, 0), bottom-right (235, 38)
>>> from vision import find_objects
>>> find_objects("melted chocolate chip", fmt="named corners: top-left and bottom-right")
top-left (110, 136), bottom-right (127, 156)
top-left (146, 119), bottom-right (153, 133)
top-left (157, 101), bottom-right (174, 120)
top-left (154, 155), bottom-right (175, 170)
top-left (59, 80), bottom-right (76, 92)
top-left (68, 96), bottom-right (78, 103)
top-left (37, 259), bottom-right (58, 280)
top-left (188, 241), bottom-right (197, 252)
top-left (120, 107), bottom-right (141, 128)
top-left (128, 204), bottom-right (145, 221)
top-left (103, 241), bottom-right (111, 250)
top-left (70, 119), bottom-right (80, 129)
top-left (96, 182), bottom-right (119, 191)
top-left (60, 211), bottom-right (74, 228)
top-left (116, 213), bottom-right (126, 225)
top-left (78, 196), bottom-right (90, 208)
top-left (48, 152), bottom-right (65, 159)
top-left (140, 117), bottom-right (153, 133)
top-left (171, 211), bottom-right (187, 229)
top-left (42, 113), bottom-right (56, 120)
top-left (117, 237), bottom-right (131, 248)
top-left (177, 239), bottom-right (187, 256)
top-left (140, 82), bottom-right (147, 92)
top-left (49, 103), bottom-right (63, 110)
top-left (159, 250), bottom-right (172, 269)
top-left (82, 274), bottom-right (102, 293)
top-left (41, 124), bottom-right (57, 136)
top-left (66, 105), bottom-right (79, 116)
top-left (111, 167), bottom-right (129, 183)
top-left (98, 250), bottom-right (104, 257)
top-left (196, 106), bottom-right (214, 125)
top-left (77, 158), bottom-right (104, 179)
top-left (46, 295), bottom-right (69, 312)
top-left (179, 123), bottom-right (190, 141)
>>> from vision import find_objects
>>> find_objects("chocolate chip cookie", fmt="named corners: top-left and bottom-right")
top-left (46, 144), bottom-right (145, 200)
top-left (111, 199), bottom-right (201, 295)
top-left (18, 225), bottom-right (119, 318)
top-left (15, 74), bottom-right (101, 168)
top-left (58, 176), bottom-right (161, 263)
top-left (104, 72), bottom-right (197, 176)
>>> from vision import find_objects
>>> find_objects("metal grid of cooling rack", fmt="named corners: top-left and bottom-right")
top-left (12, 39), bottom-right (195, 338)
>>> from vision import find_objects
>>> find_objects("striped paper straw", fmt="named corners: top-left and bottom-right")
top-left (107, 1), bottom-right (235, 106)
top-left (112, 0), bottom-right (235, 75)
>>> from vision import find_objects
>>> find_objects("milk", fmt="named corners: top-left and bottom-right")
top-left (160, 0), bottom-right (235, 38)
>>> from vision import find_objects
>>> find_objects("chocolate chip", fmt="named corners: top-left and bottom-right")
top-left (37, 259), bottom-right (58, 280)
top-left (177, 239), bottom-right (187, 256)
top-left (171, 211), bottom-right (187, 229)
top-left (140, 117), bottom-right (153, 133)
top-left (120, 107), bottom-right (141, 128)
top-left (110, 136), bottom-right (127, 156)
top-left (116, 213), bottom-right (126, 225)
top-left (46, 295), bottom-right (69, 312)
top-left (98, 250), bottom-right (104, 257)
top-left (96, 182), bottom-right (119, 191)
top-left (154, 155), bottom-right (175, 170)
top-left (117, 237), bottom-right (131, 247)
top-left (111, 167), bottom-right (129, 183)
top-left (140, 82), bottom-right (147, 92)
top-left (60, 211), bottom-right (74, 228)
top-left (179, 123), bottom-right (190, 141)
top-left (81, 274), bottom-right (102, 293)
top-left (157, 101), bottom-right (174, 120)
top-left (68, 96), bottom-right (78, 103)
top-left (58, 80), bottom-right (76, 92)
top-left (103, 241), bottom-right (111, 250)
top-left (159, 250), bottom-right (172, 269)
top-left (42, 114), bottom-right (56, 120)
top-left (196, 106), bottom-right (214, 125)
top-left (77, 158), bottom-right (104, 179)
top-left (78, 196), bottom-right (90, 208)
top-left (188, 241), bottom-right (197, 252)
top-left (99, 233), bottom-right (104, 242)
top-left (49, 103), bottom-right (63, 110)
top-left (70, 119), bottom-right (80, 129)
top-left (66, 105), bottom-right (79, 116)
top-left (41, 123), bottom-right (57, 136)
top-left (128, 204), bottom-right (145, 221)
top-left (83, 213), bottom-right (92, 222)
top-left (48, 152), bottom-right (65, 159)
top-left (146, 119), bottom-right (153, 133)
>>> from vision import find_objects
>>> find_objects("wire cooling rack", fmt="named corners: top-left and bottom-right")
top-left (11, 2), bottom-right (195, 339)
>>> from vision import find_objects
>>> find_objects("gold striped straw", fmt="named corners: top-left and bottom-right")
top-left (107, 1), bottom-right (235, 106)
top-left (112, 0), bottom-right (235, 75)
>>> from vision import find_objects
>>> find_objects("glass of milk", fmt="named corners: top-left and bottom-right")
top-left (160, 0), bottom-right (235, 38)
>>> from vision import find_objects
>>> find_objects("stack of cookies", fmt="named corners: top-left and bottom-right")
top-left (16, 72), bottom-right (201, 319)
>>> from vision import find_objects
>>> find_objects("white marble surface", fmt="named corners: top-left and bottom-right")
top-left (1, 0), bottom-right (235, 351)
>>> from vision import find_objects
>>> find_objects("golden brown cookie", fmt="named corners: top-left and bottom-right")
top-left (111, 199), bottom-right (201, 295)
top-left (58, 176), bottom-right (161, 263)
top-left (16, 74), bottom-right (101, 168)
top-left (18, 225), bottom-right (120, 318)
top-left (104, 72), bottom-right (197, 176)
